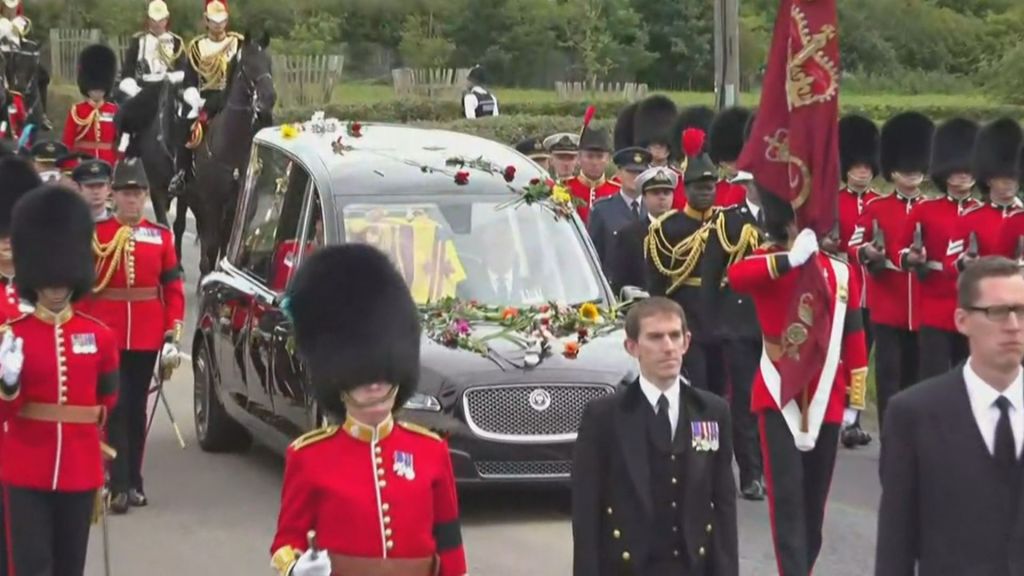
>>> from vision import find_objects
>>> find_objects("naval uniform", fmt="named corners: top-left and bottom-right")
top-left (700, 202), bottom-right (764, 488)
top-left (0, 306), bottom-right (119, 576)
top-left (81, 216), bottom-right (184, 496)
top-left (727, 248), bottom-right (869, 576)
top-left (271, 416), bottom-right (468, 576)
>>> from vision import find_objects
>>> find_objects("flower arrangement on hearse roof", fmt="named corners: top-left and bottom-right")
top-left (279, 109), bottom-right (620, 362)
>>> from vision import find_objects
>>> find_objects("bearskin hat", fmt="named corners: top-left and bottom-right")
top-left (0, 156), bottom-right (39, 238)
top-left (708, 106), bottom-right (751, 165)
top-left (287, 244), bottom-right (421, 417)
top-left (972, 118), bottom-right (1023, 191)
top-left (880, 112), bottom-right (934, 181)
top-left (839, 114), bottom-right (880, 179)
top-left (930, 118), bottom-right (979, 193)
top-left (633, 95), bottom-right (678, 149)
top-left (614, 101), bottom-right (638, 152)
top-left (76, 44), bottom-right (117, 97)
top-left (12, 186), bottom-right (95, 303)
top-left (671, 105), bottom-right (715, 161)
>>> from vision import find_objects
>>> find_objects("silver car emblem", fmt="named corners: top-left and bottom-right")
top-left (528, 389), bottom-right (551, 412)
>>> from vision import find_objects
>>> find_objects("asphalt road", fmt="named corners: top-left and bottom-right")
top-left (84, 202), bottom-right (883, 575)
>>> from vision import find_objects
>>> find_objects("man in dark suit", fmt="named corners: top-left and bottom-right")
top-left (589, 146), bottom-right (650, 273)
top-left (572, 297), bottom-right (739, 576)
top-left (876, 255), bottom-right (1024, 576)
top-left (609, 165), bottom-right (678, 295)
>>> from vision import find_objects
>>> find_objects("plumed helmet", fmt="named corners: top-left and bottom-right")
top-left (0, 156), bottom-right (41, 238)
top-left (205, 0), bottom-right (229, 23)
top-left (12, 186), bottom-right (95, 303)
top-left (708, 106), bottom-right (751, 165)
top-left (671, 105), bottom-right (715, 161)
top-left (613, 101), bottom-right (638, 151)
top-left (76, 44), bottom-right (117, 97)
top-left (880, 112), bottom-right (934, 181)
top-left (839, 114), bottom-right (880, 179)
top-left (930, 118), bottom-right (979, 193)
top-left (287, 244), bottom-right (421, 417)
top-left (633, 95), bottom-right (678, 149)
top-left (972, 118), bottom-right (1023, 193)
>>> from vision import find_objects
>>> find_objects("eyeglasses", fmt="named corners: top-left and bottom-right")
top-left (966, 305), bottom-right (1024, 322)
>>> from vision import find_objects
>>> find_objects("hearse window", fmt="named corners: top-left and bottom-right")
top-left (234, 145), bottom-right (310, 290)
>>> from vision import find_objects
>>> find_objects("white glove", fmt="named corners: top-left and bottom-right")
top-left (0, 331), bottom-right (24, 388)
top-left (160, 342), bottom-right (181, 370)
top-left (842, 408), bottom-right (859, 427)
top-left (290, 549), bottom-right (331, 576)
top-left (182, 87), bottom-right (205, 120)
top-left (166, 70), bottom-right (185, 84)
top-left (118, 78), bottom-right (142, 98)
top-left (788, 228), bottom-right (820, 267)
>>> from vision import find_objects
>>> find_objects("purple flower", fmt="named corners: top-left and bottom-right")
top-left (454, 319), bottom-right (471, 335)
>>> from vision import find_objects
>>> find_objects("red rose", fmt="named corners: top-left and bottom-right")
top-left (349, 121), bottom-right (363, 137)
top-left (529, 178), bottom-right (541, 185)
top-left (503, 165), bottom-right (516, 182)
top-left (454, 170), bottom-right (470, 185)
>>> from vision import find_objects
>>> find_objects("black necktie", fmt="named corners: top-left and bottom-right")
top-left (994, 396), bottom-right (1017, 466)
top-left (631, 200), bottom-right (640, 220)
top-left (656, 394), bottom-right (673, 446)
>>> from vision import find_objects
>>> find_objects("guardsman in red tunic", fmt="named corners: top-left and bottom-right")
top-left (727, 190), bottom-right (868, 576)
top-left (271, 245), bottom-right (467, 576)
top-left (563, 126), bottom-right (619, 224)
top-left (81, 157), bottom-right (185, 513)
top-left (0, 185), bottom-right (119, 576)
top-left (0, 156), bottom-right (40, 319)
top-left (944, 118), bottom-right (1024, 275)
top-left (1, 83), bottom-right (27, 141)
top-left (848, 112), bottom-right (933, 428)
top-left (830, 114), bottom-right (880, 448)
top-left (62, 44), bottom-right (120, 167)
top-left (899, 118), bottom-right (980, 380)
top-left (708, 106), bottom-right (752, 208)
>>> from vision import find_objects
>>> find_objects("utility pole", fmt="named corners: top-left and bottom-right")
top-left (713, 0), bottom-right (741, 110)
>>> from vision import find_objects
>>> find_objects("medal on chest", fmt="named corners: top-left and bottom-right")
top-left (393, 450), bottom-right (416, 480)
top-left (71, 333), bottom-right (97, 355)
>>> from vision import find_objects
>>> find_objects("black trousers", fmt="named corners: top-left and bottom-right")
top-left (723, 338), bottom-right (763, 485)
top-left (873, 324), bottom-right (919, 431)
top-left (0, 496), bottom-right (7, 576)
top-left (917, 326), bottom-right (968, 381)
top-left (5, 487), bottom-right (95, 576)
top-left (683, 340), bottom-right (726, 396)
top-left (108, 350), bottom-right (158, 494)
top-left (759, 411), bottom-right (840, 576)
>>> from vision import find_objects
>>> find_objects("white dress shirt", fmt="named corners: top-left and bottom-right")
top-left (963, 360), bottom-right (1024, 457)
top-left (620, 192), bottom-right (641, 215)
top-left (639, 375), bottom-right (681, 440)
top-left (746, 198), bottom-right (761, 222)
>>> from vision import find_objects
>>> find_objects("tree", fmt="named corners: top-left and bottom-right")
top-left (558, 0), bottom-right (652, 85)
top-left (398, 12), bottom-right (455, 68)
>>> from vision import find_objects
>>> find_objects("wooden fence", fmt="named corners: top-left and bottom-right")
top-left (48, 28), bottom-right (101, 83)
top-left (392, 68), bottom-right (470, 99)
top-left (272, 54), bottom-right (345, 108)
top-left (554, 81), bottom-right (649, 101)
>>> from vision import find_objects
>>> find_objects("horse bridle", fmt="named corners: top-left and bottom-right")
top-left (228, 54), bottom-right (272, 123)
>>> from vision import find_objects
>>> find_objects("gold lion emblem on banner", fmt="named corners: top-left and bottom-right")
top-left (787, 3), bottom-right (839, 109)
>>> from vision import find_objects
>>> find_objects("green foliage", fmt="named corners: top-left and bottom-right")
top-left (398, 12), bottom-right (455, 68)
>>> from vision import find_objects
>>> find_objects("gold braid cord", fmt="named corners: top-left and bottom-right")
top-left (647, 216), bottom-right (715, 295)
top-left (714, 217), bottom-right (762, 268)
top-left (70, 102), bottom-right (102, 143)
top-left (187, 33), bottom-right (241, 91)
top-left (92, 227), bottom-right (133, 293)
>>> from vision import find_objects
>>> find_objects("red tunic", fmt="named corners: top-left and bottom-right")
top-left (897, 196), bottom-right (979, 332)
top-left (848, 194), bottom-right (922, 331)
top-left (2, 91), bottom-right (27, 141)
top-left (563, 175), bottom-right (621, 224)
top-left (62, 100), bottom-right (120, 166)
top-left (995, 208), bottom-right (1024, 260)
top-left (944, 201), bottom-right (1021, 276)
top-left (727, 249), bottom-right (868, 423)
top-left (80, 218), bottom-right (185, 351)
top-left (714, 179), bottom-right (746, 208)
top-left (838, 187), bottom-right (880, 306)
top-left (271, 417), bottom-right (467, 576)
top-left (0, 308), bottom-right (118, 492)
top-left (0, 276), bottom-right (24, 320)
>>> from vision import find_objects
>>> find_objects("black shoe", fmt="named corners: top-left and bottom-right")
top-left (128, 488), bottom-right (148, 507)
top-left (841, 423), bottom-right (872, 448)
top-left (740, 479), bottom-right (766, 501)
top-left (109, 493), bottom-right (129, 514)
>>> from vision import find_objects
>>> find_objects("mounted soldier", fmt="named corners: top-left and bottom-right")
top-left (173, 0), bottom-right (243, 192)
top-left (117, 0), bottom-right (187, 100)
top-left (0, 0), bottom-right (49, 130)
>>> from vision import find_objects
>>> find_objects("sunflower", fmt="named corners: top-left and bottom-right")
top-left (281, 124), bottom-right (300, 140)
top-left (579, 302), bottom-right (601, 322)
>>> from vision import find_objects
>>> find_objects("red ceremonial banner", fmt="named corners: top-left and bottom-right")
top-left (737, 0), bottom-right (842, 409)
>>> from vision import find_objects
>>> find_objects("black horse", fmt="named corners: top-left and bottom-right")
top-left (3, 42), bottom-right (49, 130)
top-left (184, 31), bottom-right (275, 278)
top-left (115, 79), bottom-right (190, 236)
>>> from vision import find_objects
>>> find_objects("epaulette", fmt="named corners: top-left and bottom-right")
top-left (864, 195), bottom-right (886, 208)
top-left (4, 313), bottom-right (29, 326)
top-left (398, 421), bottom-right (442, 441)
top-left (289, 425), bottom-right (339, 451)
top-left (961, 203), bottom-right (985, 217)
top-left (605, 179), bottom-right (622, 188)
top-left (650, 209), bottom-right (678, 230)
top-left (75, 311), bottom-right (112, 331)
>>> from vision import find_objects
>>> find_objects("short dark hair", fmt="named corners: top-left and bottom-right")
top-left (625, 297), bottom-right (688, 340)
top-left (957, 256), bottom-right (1023, 308)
